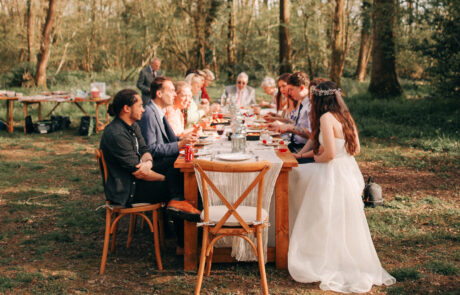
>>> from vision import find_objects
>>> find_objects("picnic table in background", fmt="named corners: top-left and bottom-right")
top-left (19, 94), bottom-right (111, 133)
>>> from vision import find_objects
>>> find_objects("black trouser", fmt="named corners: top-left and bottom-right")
top-left (288, 142), bottom-right (304, 154)
top-left (133, 156), bottom-right (184, 204)
top-left (297, 157), bottom-right (315, 164)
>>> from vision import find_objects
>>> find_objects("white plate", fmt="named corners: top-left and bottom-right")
top-left (216, 153), bottom-right (252, 162)
top-left (195, 140), bottom-right (213, 146)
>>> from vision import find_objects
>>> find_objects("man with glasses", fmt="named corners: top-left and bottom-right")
top-left (220, 72), bottom-right (256, 107)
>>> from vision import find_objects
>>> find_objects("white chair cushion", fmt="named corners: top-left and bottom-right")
top-left (201, 205), bottom-right (268, 226)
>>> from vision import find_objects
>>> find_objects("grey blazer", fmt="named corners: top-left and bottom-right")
top-left (136, 66), bottom-right (162, 106)
top-left (220, 85), bottom-right (256, 107)
top-left (138, 101), bottom-right (180, 159)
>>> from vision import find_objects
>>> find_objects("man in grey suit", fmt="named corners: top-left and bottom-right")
top-left (137, 57), bottom-right (162, 106)
top-left (220, 72), bottom-right (256, 107)
top-left (138, 76), bottom-right (200, 221)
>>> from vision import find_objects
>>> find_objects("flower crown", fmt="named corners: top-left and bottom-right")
top-left (312, 87), bottom-right (342, 96)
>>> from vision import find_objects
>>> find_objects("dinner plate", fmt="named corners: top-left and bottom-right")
top-left (195, 140), bottom-right (213, 146)
top-left (216, 153), bottom-right (252, 162)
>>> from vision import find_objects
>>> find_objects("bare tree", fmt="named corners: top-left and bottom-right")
top-left (330, 0), bottom-right (345, 87)
top-left (355, 0), bottom-right (372, 81)
top-left (26, 0), bottom-right (36, 64)
top-left (227, 0), bottom-right (236, 80)
top-left (35, 0), bottom-right (58, 88)
top-left (369, 0), bottom-right (402, 97)
top-left (279, 0), bottom-right (292, 74)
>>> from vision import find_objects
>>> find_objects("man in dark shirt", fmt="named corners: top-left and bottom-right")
top-left (100, 89), bottom-right (195, 214)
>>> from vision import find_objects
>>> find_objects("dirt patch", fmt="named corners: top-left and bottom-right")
top-left (359, 161), bottom-right (460, 202)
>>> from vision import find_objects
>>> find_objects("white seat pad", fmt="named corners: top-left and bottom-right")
top-left (201, 205), bottom-right (268, 226)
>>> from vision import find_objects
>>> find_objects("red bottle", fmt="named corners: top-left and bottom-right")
top-left (185, 144), bottom-right (194, 162)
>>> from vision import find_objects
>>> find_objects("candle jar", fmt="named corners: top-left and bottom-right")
top-left (231, 133), bottom-right (246, 153)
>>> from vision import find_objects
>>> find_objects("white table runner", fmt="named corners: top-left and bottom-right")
top-left (195, 138), bottom-right (282, 261)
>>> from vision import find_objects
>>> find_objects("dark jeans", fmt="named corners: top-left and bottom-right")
top-left (297, 157), bottom-right (315, 164)
top-left (133, 156), bottom-right (184, 204)
top-left (288, 142), bottom-right (304, 154)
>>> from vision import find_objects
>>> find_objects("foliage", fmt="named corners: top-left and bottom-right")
top-left (412, 0), bottom-right (460, 97)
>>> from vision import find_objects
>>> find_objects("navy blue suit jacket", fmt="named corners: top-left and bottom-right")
top-left (138, 101), bottom-right (180, 159)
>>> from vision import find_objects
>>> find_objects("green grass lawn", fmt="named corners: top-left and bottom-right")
top-left (0, 79), bottom-right (458, 294)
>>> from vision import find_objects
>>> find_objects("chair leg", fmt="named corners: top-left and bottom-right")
top-left (194, 227), bottom-right (209, 295)
top-left (205, 235), bottom-right (214, 276)
top-left (256, 228), bottom-right (269, 295)
top-left (141, 214), bottom-right (145, 230)
top-left (100, 209), bottom-right (112, 275)
top-left (127, 213), bottom-right (136, 248)
top-left (152, 209), bottom-right (163, 270)
top-left (110, 213), bottom-right (119, 253)
top-left (158, 208), bottom-right (165, 248)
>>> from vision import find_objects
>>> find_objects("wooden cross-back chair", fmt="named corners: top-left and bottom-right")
top-left (193, 159), bottom-right (272, 295)
top-left (95, 148), bottom-right (163, 274)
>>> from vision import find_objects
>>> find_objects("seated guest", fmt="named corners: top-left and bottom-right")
top-left (292, 77), bottom-right (330, 163)
top-left (99, 89), bottom-right (166, 207)
top-left (185, 73), bottom-right (209, 128)
top-left (268, 72), bottom-right (312, 154)
top-left (220, 72), bottom-right (256, 107)
top-left (201, 69), bottom-right (215, 101)
top-left (264, 73), bottom-right (292, 122)
top-left (165, 81), bottom-right (199, 136)
top-left (259, 76), bottom-right (277, 108)
top-left (138, 77), bottom-right (201, 221)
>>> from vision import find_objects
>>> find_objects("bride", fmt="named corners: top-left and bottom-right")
top-left (288, 81), bottom-right (395, 293)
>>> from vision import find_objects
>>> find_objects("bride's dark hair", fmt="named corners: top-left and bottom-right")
top-left (310, 81), bottom-right (358, 155)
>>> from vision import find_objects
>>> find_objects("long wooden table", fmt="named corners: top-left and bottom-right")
top-left (174, 150), bottom-right (298, 270)
top-left (0, 96), bottom-right (18, 133)
top-left (21, 97), bottom-right (111, 133)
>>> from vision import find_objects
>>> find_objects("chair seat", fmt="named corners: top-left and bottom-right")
top-left (201, 205), bottom-right (268, 226)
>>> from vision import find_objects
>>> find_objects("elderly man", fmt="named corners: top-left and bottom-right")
top-left (137, 57), bottom-right (162, 106)
top-left (138, 76), bottom-right (201, 221)
top-left (220, 72), bottom-right (256, 107)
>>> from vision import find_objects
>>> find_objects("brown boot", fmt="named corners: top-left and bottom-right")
top-left (167, 200), bottom-right (201, 222)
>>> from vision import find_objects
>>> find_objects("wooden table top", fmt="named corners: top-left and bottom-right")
top-left (174, 149), bottom-right (298, 170)
top-left (0, 96), bottom-right (18, 101)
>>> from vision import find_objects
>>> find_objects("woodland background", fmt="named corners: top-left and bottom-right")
top-left (0, 0), bottom-right (458, 98)
top-left (0, 1), bottom-right (459, 294)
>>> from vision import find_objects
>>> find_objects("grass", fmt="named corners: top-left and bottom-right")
top-left (0, 78), bottom-right (459, 294)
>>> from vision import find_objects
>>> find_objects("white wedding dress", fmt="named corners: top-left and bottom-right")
top-left (288, 133), bottom-right (395, 293)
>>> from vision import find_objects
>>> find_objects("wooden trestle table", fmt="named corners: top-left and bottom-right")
top-left (174, 150), bottom-right (298, 270)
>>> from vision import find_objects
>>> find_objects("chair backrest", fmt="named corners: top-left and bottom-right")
top-left (193, 159), bottom-right (271, 233)
top-left (95, 148), bottom-right (108, 187)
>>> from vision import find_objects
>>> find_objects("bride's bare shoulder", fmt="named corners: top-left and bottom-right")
top-left (319, 112), bottom-right (335, 122)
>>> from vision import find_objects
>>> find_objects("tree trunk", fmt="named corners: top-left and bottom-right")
top-left (26, 0), bottom-right (36, 64)
top-left (35, 0), bottom-right (58, 88)
top-left (330, 0), bottom-right (345, 88)
top-left (227, 0), bottom-right (236, 80)
top-left (369, 0), bottom-right (402, 98)
top-left (279, 0), bottom-right (292, 74)
top-left (355, 0), bottom-right (372, 81)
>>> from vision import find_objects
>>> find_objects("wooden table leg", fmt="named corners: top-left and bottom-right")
top-left (74, 102), bottom-right (89, 116)
top-left (23, 102), bottom-right (29, 133)
top-left (183, 171), bottom-right (198, 271)
top-left (275, 169), bottom-right (290, 269)
top-left (95, 103), bottom-right (100, 131)
top-left (45, 102), bottom-right (62, 118)
top-left (38, 102), bottom-right (42, 121)
top-left (6, 100), bottom-right (13, 133)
